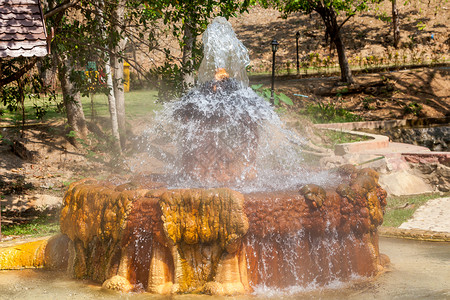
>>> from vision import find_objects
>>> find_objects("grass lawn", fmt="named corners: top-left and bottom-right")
top-left (383, 193), bottom-right (449, 227)
top-left (81, 89), bottom-right (161, 119)
top-left (317, 129), bottom-right (371, 149)
top-left (0, 89), bottom-right (162, 125)
top-left (1, 215), bottom-right (59, 237)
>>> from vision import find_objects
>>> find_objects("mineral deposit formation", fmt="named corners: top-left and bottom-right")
top-left (0, 165), bottom-right (387, 295)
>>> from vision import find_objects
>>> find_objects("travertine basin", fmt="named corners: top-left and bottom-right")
top-left (0, 165), bottom-right (387, 295)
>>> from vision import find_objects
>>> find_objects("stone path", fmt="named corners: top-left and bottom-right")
top-left (399, 197), bottom-right (450, 233)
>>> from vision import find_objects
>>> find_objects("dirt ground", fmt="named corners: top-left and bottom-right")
top-left (230, 4), bottom-right (449, 73)
top-left (232, 4), bottom-right (449, 121)
top-left (1, 2), bottom-right (449, 224)
top-left (0, 121), bottom-right (109, 223)
top-left (262, 66), bottom-right (450, 120)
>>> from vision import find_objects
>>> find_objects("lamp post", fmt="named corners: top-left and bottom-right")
top-left (270, 39), bottom-right (279, 105)
top-left (295, 31), bottom-right (300, 74)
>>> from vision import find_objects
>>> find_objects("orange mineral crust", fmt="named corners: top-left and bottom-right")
top-left (1, 166), bottom-right (386, 295)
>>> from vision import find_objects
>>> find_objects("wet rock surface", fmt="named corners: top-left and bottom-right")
top-left (57, 180), bottom-right (251, 295)
top-left (37, 165), bottom-right (386, 295)
top-left (243, 166), bottom-right (386, 288)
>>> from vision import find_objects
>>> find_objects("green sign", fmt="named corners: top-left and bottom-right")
top-left (86, 61), bottom-right (97, 71)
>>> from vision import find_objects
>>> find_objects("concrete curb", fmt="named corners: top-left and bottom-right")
top-left (0, 235), bottom-right (54, 248)
top-left (313, 124), bottom-right (390, 155)
top-left (313, 117), bottom-right (450, 131)
top-left (314, 120), bottom-right (448, 158)
top-left (314, 120), bottom-right (407, 131)
top-left (379, 227), bottom-right (450, 242)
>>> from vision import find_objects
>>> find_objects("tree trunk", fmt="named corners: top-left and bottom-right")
top-left (57, 56), bottom-right (88, 143)
top-left (112, 54), bottom-right (126, 148)
top-left (392, 0), bottom-right (400, 48)
top-left (181, 21), bottom-right (195, 88)
top-left (334, 32), bottom-right (354, 83)
top-left (317, 7), bottom-right (354, 84)
top-left (98, 0), bottom-right (121, 153)
top-left (112, 0), bottom-right (127, 148)
top-left (37, 56), bottom-right (58, 90)
top-left (105, 58), bottom-right (122, 153)
top-left (17, 78), bottom-right (25, 137)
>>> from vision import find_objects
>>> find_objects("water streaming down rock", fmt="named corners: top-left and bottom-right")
top-left (0, 17), bottom-right (388, 296)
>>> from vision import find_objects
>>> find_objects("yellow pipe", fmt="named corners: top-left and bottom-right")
top-left (0, 238), bottom-right (49, 269)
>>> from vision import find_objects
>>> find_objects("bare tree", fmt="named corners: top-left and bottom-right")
top-left (392, 0), bottom-right (400, 48)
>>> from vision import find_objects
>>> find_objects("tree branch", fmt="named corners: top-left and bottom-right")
top-left (337, 2), bottom-right (366, 32)
top-left (0, 57), bottom-right (39, 88)
top-left (44, 0), bottom-right (79, 19)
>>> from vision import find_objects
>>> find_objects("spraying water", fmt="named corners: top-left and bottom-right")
top-left (198, 16), bottom-right (250, 87)
top-left (134, 17), bottom-right (336, 192)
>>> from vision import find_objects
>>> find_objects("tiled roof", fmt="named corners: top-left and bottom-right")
top-left (0, 0), bottom-right (48, 57)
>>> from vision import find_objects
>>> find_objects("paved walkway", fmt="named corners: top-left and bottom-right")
top-left (316, 123), bottom-right (450, 236)
top-left (399, 197), bottom-right (450, 233)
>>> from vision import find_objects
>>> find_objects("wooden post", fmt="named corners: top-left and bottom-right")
top-left (296, 32), bottom-right (300, 74)
top-left (270, 49), bottom-right (276, 105)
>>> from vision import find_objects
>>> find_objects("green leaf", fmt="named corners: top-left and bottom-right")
top-left (66, 131), bottom-right (77, 138)
top-left (278, 93), bottom-right (293, 105)
top-left (417, 21), bottom-right (426, 30)
top-left (263, 89), bottom-right (272, 100)
top-left (251, 84), bottom-right (263, 90)
top-left (274, 94), bottom-right (280, 106)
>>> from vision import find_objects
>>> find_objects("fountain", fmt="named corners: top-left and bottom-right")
top-left (0, 17), bottom-right (387, 296)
